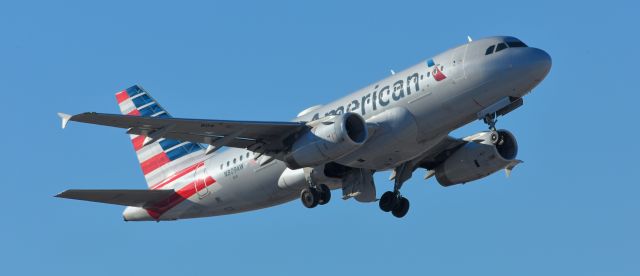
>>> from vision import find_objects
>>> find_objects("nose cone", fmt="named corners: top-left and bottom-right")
top-left (527, 48), bottom-right (552, 81)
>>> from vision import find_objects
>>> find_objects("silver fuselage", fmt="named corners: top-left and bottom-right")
top-left (123, 36), bottom-right (551, 221)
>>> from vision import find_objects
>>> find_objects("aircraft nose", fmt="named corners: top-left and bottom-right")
top-left (527, 48), bottom-right (552, 81)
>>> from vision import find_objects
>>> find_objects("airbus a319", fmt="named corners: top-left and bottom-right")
top-left (57, 36), bottom-right (551, 220)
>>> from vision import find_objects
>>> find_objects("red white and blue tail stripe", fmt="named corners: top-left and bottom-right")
top-left (115, 85), bottom-right (205, 189)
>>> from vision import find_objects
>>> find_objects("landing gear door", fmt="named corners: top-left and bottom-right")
top-left (341, 168), bottom-right (376, 202)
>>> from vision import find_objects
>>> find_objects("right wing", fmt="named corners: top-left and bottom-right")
top-left (415, 136), bottom-right (468, 170)
top-left (59, 112), bottom-right (308, 154)
top-left (386, 135), bottom-right (467, 184)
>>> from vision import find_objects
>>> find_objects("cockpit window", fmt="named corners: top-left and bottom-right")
top-left (506, 41), bottom-right (527, 48)
top-left (495, 43), bottom-right (508, 52)
top-left (485, 45), bottom-right (495, 55)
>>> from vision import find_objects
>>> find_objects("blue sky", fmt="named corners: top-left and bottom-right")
top-left (2, 0), bottom-right (638, 275)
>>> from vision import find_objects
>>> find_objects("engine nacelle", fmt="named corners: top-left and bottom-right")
top-left (435, 130), bottom-right (519, 186)
top-left (285, 113), bottom-right (368, 169)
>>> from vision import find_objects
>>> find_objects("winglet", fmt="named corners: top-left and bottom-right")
top-left (467, 35), bottom-right (473, 42)
top-left (57, 113), bottom-right (72, 129)
top-left (505, 160), bottom-right (523, 177)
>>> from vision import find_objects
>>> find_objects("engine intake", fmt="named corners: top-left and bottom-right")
top-left (285, 113), bottom-right (368, 169)
top-left (435, 130), bottom-right (519, 186)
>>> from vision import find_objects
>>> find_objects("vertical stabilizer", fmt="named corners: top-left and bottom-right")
top-left (115, 85), bottom-right (204, 189)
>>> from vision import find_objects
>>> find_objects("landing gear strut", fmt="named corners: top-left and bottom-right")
top-left (483, 113), bottom-right (498, 131)
top-left (379, 163), bottom-right (412, 218)
top-left (483, 112), bottom-right (506, 146)
top-left (300, 184), bottom-right (331, 209)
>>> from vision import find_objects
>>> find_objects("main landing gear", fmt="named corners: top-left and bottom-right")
top-left (300, 184), bottom-right (331, 208)
top-left (379, 163), bottom-right (412, 218)
top-left (379, 191), bottom-right (410, 218)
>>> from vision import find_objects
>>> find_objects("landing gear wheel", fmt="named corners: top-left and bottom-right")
top-left (379, 191), bottom-right (396, 212)
top-left (489, 131), bottom-right (499, 144)
top-left (318, 184), bottom-right (331, 205)
top-left (391, 197), bottom-right (410, 218)
top-left (301, 188), bottom-right (319, 208)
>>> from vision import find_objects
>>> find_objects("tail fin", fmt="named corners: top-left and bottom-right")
top-left (115, 85), bottom-right (205, 189)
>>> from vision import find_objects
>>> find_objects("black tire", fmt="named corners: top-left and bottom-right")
top-left (301, 188), bottom-right (319, 208)
top-left (379, 191), bottom-right (396, 212)
top-left (318, 184), bottom-right (331, 205)
top-left (391, 197), bottom-right (410, 218)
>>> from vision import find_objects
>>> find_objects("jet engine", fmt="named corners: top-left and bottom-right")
top-left (435, 130), bottom-right (519, 186)
top-left (285, 113), bottom-right (368, 169)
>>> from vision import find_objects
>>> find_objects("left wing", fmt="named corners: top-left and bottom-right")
top-left (58, 112), bottom-right (308, 154)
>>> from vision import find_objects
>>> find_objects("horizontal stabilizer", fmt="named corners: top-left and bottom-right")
top-left (55, 189), bottom-right (175, 207)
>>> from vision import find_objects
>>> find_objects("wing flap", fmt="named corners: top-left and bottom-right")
top-left (55, 189), bottom-right (176, 207)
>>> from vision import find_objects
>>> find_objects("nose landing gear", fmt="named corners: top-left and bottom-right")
top-left (483, 112), bottom-right (508, 147)
top-left (483, 112), bottom-right (498, 131)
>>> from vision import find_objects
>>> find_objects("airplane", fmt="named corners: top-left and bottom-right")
top-left (56, 36), bottom-right (551, 221)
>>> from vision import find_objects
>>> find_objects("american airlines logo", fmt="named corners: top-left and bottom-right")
top-left (310, 58), bottom-right (446, 121)
top-left (427, 59), bottom-right (447, 81)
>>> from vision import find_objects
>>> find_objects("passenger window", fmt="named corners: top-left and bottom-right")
top-left (485, 45), bottom-right (495, 55)
top-left (227, 161), bottom-right (230, 167)
top-left (240, 155), bottom-right (243, 161)
top-left (246, 152), bottom-right (250, 158)
top-left (507, 41), bottom-right (527, 48)
top-left (495, 43), bottom-right (508, 52)
top-left (220, 164), bottom-right (223, 170)
top-left (233, 158), bottom-right (236, 164)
